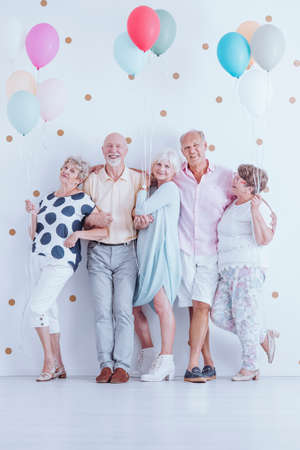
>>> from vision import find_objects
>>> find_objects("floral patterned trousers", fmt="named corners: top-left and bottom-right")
top-left (211, 266), bottom-right (267, 371)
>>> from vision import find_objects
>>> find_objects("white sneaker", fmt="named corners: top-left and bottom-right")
top-left (141, 354), bottom-right (175, 382)
top-left (131, 347), bottom-right (156, 377)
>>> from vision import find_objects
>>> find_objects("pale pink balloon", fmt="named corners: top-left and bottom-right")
top-left (37, 79), bottom-right (66, 122)
top-left (26, 23), bottom-right (59, 70)
top-left (6, 70), bottom-right (37, 98)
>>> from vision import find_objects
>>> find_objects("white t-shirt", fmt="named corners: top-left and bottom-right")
top-left (217, 199), bottom-right (272, 271)
top-left (32, 191), bottom-right (95, 271)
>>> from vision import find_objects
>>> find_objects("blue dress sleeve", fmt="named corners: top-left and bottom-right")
top-left (135, 182), bottom-right (179, 215)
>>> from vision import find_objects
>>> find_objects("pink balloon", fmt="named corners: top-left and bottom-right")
top-left (37, 79), bottom-right (66, 122)
top-left (26, 23), bottom-right (59, 70)
top-left (127, 6), bottom-right (160, 52)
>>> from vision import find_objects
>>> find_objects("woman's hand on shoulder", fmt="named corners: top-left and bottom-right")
top-left (25, 200), bottom-right (37, 215)
top-left (89, 164), bottom-right (104, 175)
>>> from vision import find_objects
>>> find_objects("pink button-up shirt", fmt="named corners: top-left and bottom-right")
top-left (173, 161), bottom-right (234, 260)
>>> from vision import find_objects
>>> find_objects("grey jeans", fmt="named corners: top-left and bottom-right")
top-left (87, 240), bottom-right (138, 371)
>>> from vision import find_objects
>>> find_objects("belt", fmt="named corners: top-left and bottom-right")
top-left (94, 240), bottom-right (135, 247)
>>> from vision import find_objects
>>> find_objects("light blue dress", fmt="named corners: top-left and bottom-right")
top-left (133, 181), bottom-right (181, 307)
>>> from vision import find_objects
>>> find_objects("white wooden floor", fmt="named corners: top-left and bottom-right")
top-left (1, 376), bottom-right (299, 450)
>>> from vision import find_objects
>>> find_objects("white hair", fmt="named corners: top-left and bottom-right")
top-left (151, 149), bottom-right (181, 174)
top-left (180, 129), bottom-right (206, 146)
top-left (62, 156), bottom-right (90, 181)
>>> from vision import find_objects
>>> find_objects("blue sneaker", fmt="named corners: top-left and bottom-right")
top-left (184, 366), bottom-right (207, 383)
top-left (201, 365), bottom-right (216, 381)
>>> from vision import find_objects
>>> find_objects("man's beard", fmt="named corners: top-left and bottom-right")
top-left (106, 157), bottom-right (122, 167)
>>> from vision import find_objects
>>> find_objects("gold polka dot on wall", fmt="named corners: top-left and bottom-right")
top-left (160, 110), bottom-right (167, 117)
top-left (216, 96), bottom-right (223, 103)
top-left (256, 138), bottom-right (263, 146)
top-left (289, 97), bottom-right (296, 104)
top-left (33, 190), bottom-right (40, 197)
top-left (40, 0), bottom-right (47, 6)
top-left (202, 43), bottom-right (209, 50)
top-left (5, 348), bottom-right (12, 355)
top-left (126, 137), bottom-right (132, 144)
top-left (173, 72), bottom-right (180, 79)
top-left (69, 295), bottom-right (76, 302)
top-left (57, 129), bottom-right (64, 136)
top-left (293, 60), bottom-right (300, 67)
top-left (8, 299), bottom-right (15, 306)
top-left (9, 229), bottom-right (16, 236)
top-left (208, 144), bottom-right (215, 152)
top-left (128, 75), bottom-right (135, 80)
top-left (272, 291), bottom-right (279, 299)
top-left (85, 94), bottom-right (92, 101)
top-left (65, 37), bottom-right (72, 44)
top-left (263, 186), bottom-right (269, 193)
top-left (265, 15), bottom-right (272, 22)
top-left (6, 135), bottom-right (13, 142)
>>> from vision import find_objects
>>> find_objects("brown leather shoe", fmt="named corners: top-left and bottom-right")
top-left (110, 368), bottom-right (129, 384)
top-left (96, 367), bottom-right (113, 383)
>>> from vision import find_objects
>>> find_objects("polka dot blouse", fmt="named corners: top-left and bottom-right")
top-left (32, 191), bottom-right (96, 271)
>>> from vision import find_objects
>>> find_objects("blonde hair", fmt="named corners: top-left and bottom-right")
top-left (151, 149), bottom-right (181, 185)
top-left (238, 164), bottom-right (268, 194)
top-left (62, 157), bottom-right (89, 182)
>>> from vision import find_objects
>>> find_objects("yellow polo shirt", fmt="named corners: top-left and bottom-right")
top-left (83, 167), bottom-right (144, 244)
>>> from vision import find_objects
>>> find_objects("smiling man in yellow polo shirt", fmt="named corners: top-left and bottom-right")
top-left (83, 132), bottom-right (145, 384)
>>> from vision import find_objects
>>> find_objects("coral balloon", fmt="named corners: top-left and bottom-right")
top-left (236, 21), bottom-right (260, 68)
top-left (25, 23), bottom-right (59, 70)
top-left (6, 71), bottom-right (37, 99)
top-left (7, 90), bottom-right (40, 136)
top-left (37, 79), bottom-right (66, 122)
top-left (127, 6), bottom-right (160, 52)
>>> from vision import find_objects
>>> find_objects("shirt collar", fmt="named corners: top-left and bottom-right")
top-left (182, 159), bottom-right (215, 176)
top-left (100, 166), bottom-right (129, 182)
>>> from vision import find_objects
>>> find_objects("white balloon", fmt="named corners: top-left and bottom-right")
top-left (238, 68), bottom-right (273, 117)
top-left (37, 79), bottom-right (67, 122)
top-left (0, 16), bottom-right (25, 62)
top-left (251, 24), bottom-right (285, 71)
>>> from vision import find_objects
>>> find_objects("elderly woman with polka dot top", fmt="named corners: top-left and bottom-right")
top-left (25, 157), bottom-right (107, 382)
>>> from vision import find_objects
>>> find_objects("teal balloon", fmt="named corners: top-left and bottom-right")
top-left (114, 32), bottom-right (148, 76)
top-left (151, 9), bottom-right (176, 56)
top-left (7, 90), bottom-right (40, 136)
top-left (217, 32), bottom-right (251, 78)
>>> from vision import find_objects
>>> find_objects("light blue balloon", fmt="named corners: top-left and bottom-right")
top-left (114, 32), bottom-right (148, 76)
top-left (151, 9), bottom-right (176, 56)
top-left (7, 90), bottom-right (40, 136)
top-left (217, 32), bottom-right (251, 78)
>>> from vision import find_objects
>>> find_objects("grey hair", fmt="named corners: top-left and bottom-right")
top-left (62, 156), bottom-right (90, 182)
top-left (180, 129), bottom-right (206, 146)
top-left (151, 149), bottom-right (181, 174)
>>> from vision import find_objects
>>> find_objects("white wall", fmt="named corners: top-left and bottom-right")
top-left (0, 0), bottom-right (299, 376)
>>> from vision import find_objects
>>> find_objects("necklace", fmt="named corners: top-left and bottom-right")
top-left (55, 185), bottom-right (78, 197)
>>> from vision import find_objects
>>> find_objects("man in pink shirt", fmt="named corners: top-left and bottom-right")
top-left (174, 130), bottom-right (233, 383)
top-left (132, 130), bottom-right (234, 379)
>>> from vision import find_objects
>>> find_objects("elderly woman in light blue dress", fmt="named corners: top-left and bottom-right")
top-left (133, 149), bottom-right (181, 382)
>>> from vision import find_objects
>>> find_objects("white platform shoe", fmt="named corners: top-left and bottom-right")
top-left (141, 354), bottom-right (175, 382)
top-left (131, 347), bottom-right (157, 377)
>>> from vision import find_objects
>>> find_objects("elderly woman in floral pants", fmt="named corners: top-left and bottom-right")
top-left (211, 164), bottom-right (279, 381)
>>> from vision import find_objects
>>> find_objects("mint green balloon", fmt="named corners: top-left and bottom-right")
top-left (151, 9), bottom-right (176, 56)
top-left (7, 90), bottom-right (40, 136)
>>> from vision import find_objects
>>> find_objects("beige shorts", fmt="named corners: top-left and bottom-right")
top-left (177, 251), bottom-right (219, 308)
